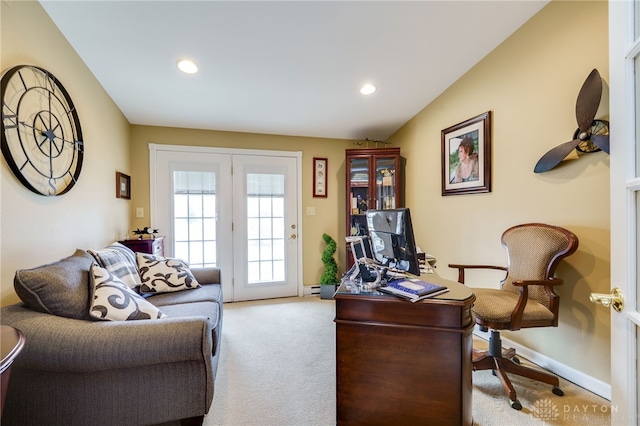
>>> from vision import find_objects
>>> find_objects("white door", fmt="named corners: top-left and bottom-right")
top-left (152, 148), bottom-right (233, 300)
top-left (231, 154), bottom-right (299, 301)
top-left (150, 145), bottom-right (302, 302)
top-left (608, 0), bottom-right (639, 423)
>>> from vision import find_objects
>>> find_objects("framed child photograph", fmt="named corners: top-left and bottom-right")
top-left (441, 111), bottom-right (492, 196)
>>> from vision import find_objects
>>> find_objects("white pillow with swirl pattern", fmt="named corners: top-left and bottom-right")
top-left (89, 264), bottom-right (166, 321)
top-left (137, 252), bottom-right (201, 294)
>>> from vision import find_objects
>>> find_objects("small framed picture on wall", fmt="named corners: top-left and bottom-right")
top-left (313, 157), bottom-right (328, 198)
top-left (116, 172), bottom-right (131, 199)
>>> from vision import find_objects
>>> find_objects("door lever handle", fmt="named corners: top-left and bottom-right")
top-left (589, 287), bottom-right (624, 312)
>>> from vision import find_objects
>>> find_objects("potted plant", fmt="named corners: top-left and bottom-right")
top-left (320, 233), bottom-right (340, 299)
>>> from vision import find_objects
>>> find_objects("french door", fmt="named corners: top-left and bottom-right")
top-left (608, 0), bottom-right (639, 423)
top-left (231, 154), bottom-right (300, 301)
top-left (150, 144), bottom-right (302, 302)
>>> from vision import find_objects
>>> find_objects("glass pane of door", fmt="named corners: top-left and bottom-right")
top-left (635, 0), bottom-right (640, 38)
top-left (173, 171), bottom-right (217, 268)
top-left (636, 54), bottom-right (640, 174)
top-left (246, 173), bottom-right (285, 283)
top-left (632, 2), bottom-right (640, 416)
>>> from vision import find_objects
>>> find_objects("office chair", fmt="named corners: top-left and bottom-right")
top-left (449, 223), bottom-right (579, 410)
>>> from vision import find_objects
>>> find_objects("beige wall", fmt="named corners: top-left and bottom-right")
top-left (392, 0), bottom-right (610, 384)
top-left (129, 125), bottom-right (351, 287)
top-left (0, 1), bottom-right (131, 305)
top-left (0, 0), bottom-right (611, 387)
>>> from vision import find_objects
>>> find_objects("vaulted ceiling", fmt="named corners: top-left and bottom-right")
top-left (40, 0), bottom-right (548, 141)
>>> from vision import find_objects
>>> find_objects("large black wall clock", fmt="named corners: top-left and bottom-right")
top-left (1, 65), bottom-right (84, 196)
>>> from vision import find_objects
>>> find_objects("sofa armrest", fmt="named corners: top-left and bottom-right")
top-left (0, 304), bottom-right (213, 373)
top-left (191, 267), bottom-right (221, 285)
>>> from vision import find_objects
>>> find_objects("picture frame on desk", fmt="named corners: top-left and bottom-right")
top-left (313, 157), bottom-right (328, 198)
top-left (441, 111), bottom-right (491, 196)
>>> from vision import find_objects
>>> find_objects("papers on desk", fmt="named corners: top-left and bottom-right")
top-left (378, 278), bottom-right (449, 302)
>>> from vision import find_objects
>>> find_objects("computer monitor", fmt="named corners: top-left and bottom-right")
top-left (365, 208), bottom-right (421, 276)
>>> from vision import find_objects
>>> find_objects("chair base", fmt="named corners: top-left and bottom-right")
top-left (473, 330), bottom-right (563, 410)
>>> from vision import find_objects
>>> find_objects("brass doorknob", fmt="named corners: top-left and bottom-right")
top-left (288, 234), bottom-right (297, 240)
top-left (589, 287), bottom-right (624, 312)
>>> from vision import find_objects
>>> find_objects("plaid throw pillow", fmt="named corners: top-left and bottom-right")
top-left (89, 242), bottom-right (142, 291)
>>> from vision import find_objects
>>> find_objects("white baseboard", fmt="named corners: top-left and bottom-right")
top-left (473, 327), bottom-right (611, 401)
top-left (303, 285), bottom-right (321, 296)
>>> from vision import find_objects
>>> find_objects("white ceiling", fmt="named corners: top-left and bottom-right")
top-left (40, 0), bottom-right (548, 141)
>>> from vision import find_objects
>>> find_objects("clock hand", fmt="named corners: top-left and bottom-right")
top-left (18, 120), bottom-right (63, 154)
top-left (18, 121), bottom-right (84, 152)
top-left (55, 138), bottom-right (84, 153)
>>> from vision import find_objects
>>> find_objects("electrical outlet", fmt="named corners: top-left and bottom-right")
top-left (136, 207), bottom-right (144, 218)
top-left (307, 207), bottom-right (316, 216)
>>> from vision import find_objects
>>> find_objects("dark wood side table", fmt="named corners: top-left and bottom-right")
top-left (1, 326), bottom-right (25, 417)
top-left (334, 274), bottom-right (475, 426)
top-left (119, 236), bottom-right (164, 256)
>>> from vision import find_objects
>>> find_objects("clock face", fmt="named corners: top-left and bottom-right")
top-left (1, 65), bottom-right (84, 196)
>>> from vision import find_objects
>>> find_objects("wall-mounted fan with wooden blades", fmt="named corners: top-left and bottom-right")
top-left (534, 69), bottom-right (610, 173)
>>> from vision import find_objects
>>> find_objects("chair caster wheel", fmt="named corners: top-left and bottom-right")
top-left (510, 399), bottom-right (522, 410)
top-left (511, 356), bottom-right (521, 365)
top-left (491, 369), bottom-right (497, 376)
top-left (553, 386), bottom-right (564, 396)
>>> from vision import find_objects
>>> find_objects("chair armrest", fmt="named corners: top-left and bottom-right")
top-left (191, 267), bottom-right (221, 285)
top-left (448, 263), bottom-right (507, 284)
top-left (512, 277), bottom-right (563, 287)
top-left (508, 278), bottom-right (563, 329)
top-left (1, 304), bottom-right (213, 373)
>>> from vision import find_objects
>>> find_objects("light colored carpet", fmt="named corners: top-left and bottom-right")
top-left (203, 297), bottom-right (611, 426)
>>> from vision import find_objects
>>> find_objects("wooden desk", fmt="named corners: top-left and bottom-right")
top-left (1, 326), bottom-right (25, 416)
top-left (334, 274), bottom-right (475, 426)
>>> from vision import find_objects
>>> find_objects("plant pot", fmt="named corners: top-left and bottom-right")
top-left (320, 284), bottom-right (337, 300)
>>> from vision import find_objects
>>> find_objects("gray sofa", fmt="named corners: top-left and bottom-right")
top-left (0, 248), bottom-right (223, 426)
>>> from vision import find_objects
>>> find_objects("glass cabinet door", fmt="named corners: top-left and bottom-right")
top-left (375, 156), bottom-right (397, 210)
top-left (348, 156), bottom-right (370, 237)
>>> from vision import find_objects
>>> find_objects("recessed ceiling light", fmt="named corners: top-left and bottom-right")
top-left (360, 84), bottom-right (376, 95)
top-left (177, 59), bottom-right (198, 74)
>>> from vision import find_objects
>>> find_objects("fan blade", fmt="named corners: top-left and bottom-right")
top-left (534, 139), bottom-right (581, 173)
top-left (590, 134), bottom-right (610, 154)
top-left (575, 69), bottom-right (602, 132)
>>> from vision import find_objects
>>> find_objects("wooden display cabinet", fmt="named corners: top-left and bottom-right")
top-left (345, 147), bottom-right (401, 269)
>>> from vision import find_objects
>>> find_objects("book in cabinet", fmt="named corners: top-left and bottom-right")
top-left (345, 147), bottom-right (401, 269)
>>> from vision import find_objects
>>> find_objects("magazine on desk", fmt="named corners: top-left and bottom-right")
top-left (378, 278), bottom-right (449, 302)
